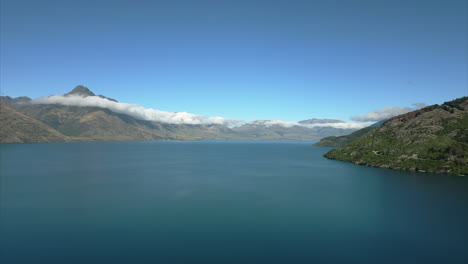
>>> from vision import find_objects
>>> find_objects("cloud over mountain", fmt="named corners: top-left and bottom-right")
top-left (32, 95), bottom-right (242, 127)
top-left (32, 93), bottom-right (368, 129)
top-left (350, 103), bottom-right (427, 122)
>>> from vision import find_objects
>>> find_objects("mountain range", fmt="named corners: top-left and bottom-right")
top-left (0, 85), bottom-right (361, 143)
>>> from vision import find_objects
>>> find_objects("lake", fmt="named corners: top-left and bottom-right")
top-left (1, 141), bottom-right (467, 263)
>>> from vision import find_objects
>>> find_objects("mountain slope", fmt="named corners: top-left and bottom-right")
top-left (13, 104), bottom-right (179, 141)
top-left (0, 103), bottom-right (68, 143)
top-left (13, 102), bottom-right (243, 141)
top-left (324, 97), bottom-right (468, 175)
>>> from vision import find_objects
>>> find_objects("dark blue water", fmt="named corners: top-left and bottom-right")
top-left (1, 141), bottom-right (467, 263)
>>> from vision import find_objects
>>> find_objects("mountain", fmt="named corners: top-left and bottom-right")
top-left (299, 118), bottom-right (344, 124)
top-left (66, 85), bottom-right (96, 96)
top-left (0, 96), bottom-right (32, 106)
top-left (324, 97), bottom-right (468, 175)
top-left (232, 121), bottom-right (355, 140)
top-left (1, 85), bottom-right (361, 142)
top-left (66, 85), bottom-right (118, 102)
top-left (314, 120), bottom-right (386, 147)
top-left (14, 104), bottom-right (170, 141)
top-left (0, 103), bottom-right (68, 143)
top-left (12, 103), bottom-right (239, 141)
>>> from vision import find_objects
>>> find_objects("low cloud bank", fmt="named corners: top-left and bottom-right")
top-left (32, 94), bottom-right (368, 129)
top-left (33, 95), bottom-right (242, 127)
top-left (351, 103), bottom-right (427, 122)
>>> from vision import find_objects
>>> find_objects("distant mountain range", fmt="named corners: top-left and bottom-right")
top-left (317, 97), bottom-right (468, 175)
top-left (0, 85), bottom-right (361, 143)
top-left (299, 118), bottom-right (345, 124)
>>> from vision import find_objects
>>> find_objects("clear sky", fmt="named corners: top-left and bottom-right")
top-left (1, 0), bottom-right (467, 122)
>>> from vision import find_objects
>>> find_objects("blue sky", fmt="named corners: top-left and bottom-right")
top-left (1, 0), bottom-right (467, 122)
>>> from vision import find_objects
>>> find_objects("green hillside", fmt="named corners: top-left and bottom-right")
top-left (324, 97), bottom-right (468, 175)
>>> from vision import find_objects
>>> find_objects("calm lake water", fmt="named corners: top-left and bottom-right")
top-left (1, 141), bottom-right (467, 263)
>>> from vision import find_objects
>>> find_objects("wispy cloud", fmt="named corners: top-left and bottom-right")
top-left (351, 103), bottom-right (427, 122)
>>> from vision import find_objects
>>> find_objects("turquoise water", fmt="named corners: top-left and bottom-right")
top-left (1, 141), bottom-right (467, 263)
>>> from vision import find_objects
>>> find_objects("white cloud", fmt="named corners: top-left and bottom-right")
top-left (32, 94), bottom-right (369, 130)
top-left (304, 122), bottom-right (369, 129)
top-left (32, 95), bottom-right (242, 127)
top-left (246, 120), bottom-right (300, 128)
top-left (351, 103), bottom-right (427, 122)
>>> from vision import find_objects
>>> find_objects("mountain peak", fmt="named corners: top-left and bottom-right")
top-left (66, 85), bottom-right (95, 96)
